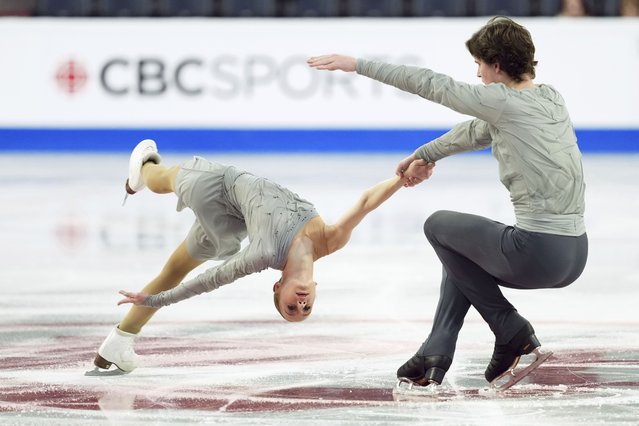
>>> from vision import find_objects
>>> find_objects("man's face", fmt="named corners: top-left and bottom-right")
top-left (475, 58), bottom-right (501, 85)
top-left (273, 278), bottom-right (317, 322)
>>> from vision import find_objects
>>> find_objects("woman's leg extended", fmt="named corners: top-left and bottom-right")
top-left (142, 163), bottom-right (180, 194)
top-left (118, 240), bottom-right (204, 334)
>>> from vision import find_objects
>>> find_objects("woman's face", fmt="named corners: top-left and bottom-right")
top-left (274, 278), bottom-right (317, 322)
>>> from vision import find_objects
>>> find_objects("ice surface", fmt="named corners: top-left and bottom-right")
top-left (0, 153), bottom-right (637, 425)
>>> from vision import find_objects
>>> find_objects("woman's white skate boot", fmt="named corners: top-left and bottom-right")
top-left (123, 139), bottom-right (162, 204)
top-left (93, 326), bottom-right (140, 374)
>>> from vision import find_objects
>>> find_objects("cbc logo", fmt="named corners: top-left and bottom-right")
top-left (56, 55), bottom-right (330, 97)
top-left (56, 60), bottom-right (88, 94)
top-left (56, 54), bottom-right (421, 97)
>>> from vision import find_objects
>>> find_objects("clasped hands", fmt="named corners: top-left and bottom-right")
top-left (397, 154), bottom-right (435, 187)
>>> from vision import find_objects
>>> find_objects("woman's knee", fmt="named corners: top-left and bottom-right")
top-left (161, 242), bottom-right (203, 280)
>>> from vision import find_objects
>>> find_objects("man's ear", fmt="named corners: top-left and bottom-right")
top-left (273, 281), bottom-right (281, 293)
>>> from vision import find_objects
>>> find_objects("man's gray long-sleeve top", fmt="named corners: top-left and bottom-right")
top-left (357, 59), bottom-right (585, 236)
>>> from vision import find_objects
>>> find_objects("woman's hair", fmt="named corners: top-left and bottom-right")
top-left (465, 16), bottom-right (538, 82)
top-left (273, 277), bottom-right (285, 320)
top-left (273, 291), bottom-right (284, 319)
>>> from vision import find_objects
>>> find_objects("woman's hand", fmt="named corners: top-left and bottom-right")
top-left (307, 54), bottom-right (357, 72)
top-left (117, 290), bottom-right (149, 306)
top-left (396, 153), bottom-right (417, 178)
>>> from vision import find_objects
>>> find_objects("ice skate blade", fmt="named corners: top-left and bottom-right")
top-left (393, 377), bottom-right (441, 398)
top-left (85, 367), bottom-right (130, 377)
top-left (490, 348), bottom-right (553, 392)
top-left (124, 179), bottom-right (136, 195)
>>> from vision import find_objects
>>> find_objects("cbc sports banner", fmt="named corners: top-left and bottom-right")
top-left (0, 17), bottom-right (637, 151)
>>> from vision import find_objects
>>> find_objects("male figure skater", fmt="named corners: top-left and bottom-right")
top-left (308, 16), bottom-right (588, 390)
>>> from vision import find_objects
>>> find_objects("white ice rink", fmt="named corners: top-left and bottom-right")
top-left (0, 152), bottom-right (637, 425)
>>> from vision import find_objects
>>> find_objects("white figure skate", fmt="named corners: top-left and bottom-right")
top-left (86, 326), bottom-right (139, 376)
top-left (122, 138), bottom-right (161, 205)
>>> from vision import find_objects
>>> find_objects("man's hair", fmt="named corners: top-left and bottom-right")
top-left (465, 16), bottom-right (537, 82)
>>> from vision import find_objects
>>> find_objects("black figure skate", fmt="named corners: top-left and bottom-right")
top-left (394, 354), bottom-right (452, 395)
top-left (485, 323), bottom-right (553, 391)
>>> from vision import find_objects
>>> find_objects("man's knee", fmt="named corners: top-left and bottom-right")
top-left (423, 210), bottom-right (453, 241)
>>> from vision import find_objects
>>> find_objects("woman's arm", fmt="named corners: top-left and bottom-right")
top-left (326, 162), bottom-right (435, 254)
top-left (118, 245), bottom-right (267, 308)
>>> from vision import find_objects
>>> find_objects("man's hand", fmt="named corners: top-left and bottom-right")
top-left (307, 54), bottom-right (357, 72)
top-left (403, 160), bottom-right (435, 187)
top-left (117, 290), bottom-right (149, 306)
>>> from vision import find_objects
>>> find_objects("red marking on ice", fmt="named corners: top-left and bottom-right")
top-left (259, 386), bottom-right (395, 402)
top-left (1, 322), bottom-right (638, 414)
top-left (0, 384), bottom-right (393, 413)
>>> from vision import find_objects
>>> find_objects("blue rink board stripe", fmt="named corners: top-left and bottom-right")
top-left (0, 128), bottom-right (637, 153)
